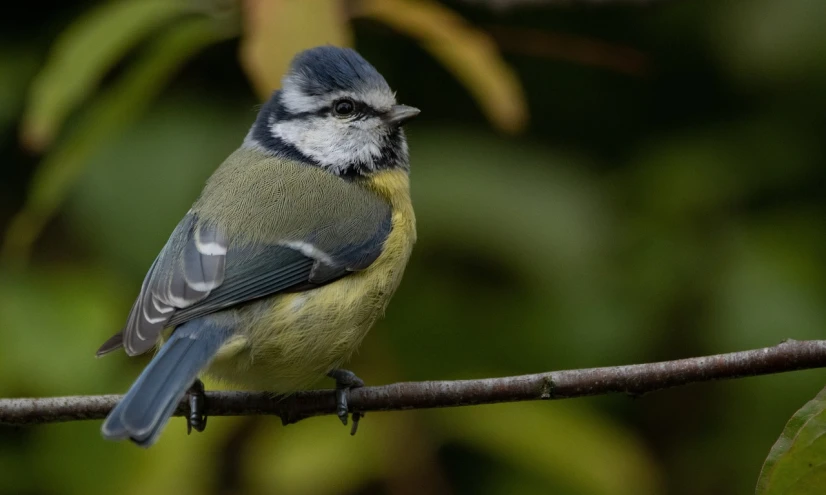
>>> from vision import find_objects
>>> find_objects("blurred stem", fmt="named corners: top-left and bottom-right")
top-left (2, 339), bottom-right (826, 425)
top-left (488, 25), bottom-right (650, 76)
top-left (1, 17), bottom-right (236, 268)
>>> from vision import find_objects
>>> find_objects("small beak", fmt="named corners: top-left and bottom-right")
top-left (384, 104), bottom-right (420, 127)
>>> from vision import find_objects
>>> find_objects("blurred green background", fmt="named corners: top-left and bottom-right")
top-left (2, 0), bottom-right (826, 494)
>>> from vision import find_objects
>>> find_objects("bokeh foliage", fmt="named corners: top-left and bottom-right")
top-left (1, 0), bottom-right (825, 494)
top-left (757, 385), bottom-right (826, 495)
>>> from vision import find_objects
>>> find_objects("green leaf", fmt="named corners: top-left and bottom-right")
top-left (756, 386), bottom-right (826, 494)
top-left (2, 17), bottom-right (233, 266)
top-left (21, 0), bottom-right (196, 151)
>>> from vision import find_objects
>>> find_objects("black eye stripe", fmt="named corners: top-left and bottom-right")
top-left (271, 96), bottom-right (382, 121)
top-left (325, 100), bottom-right (381, 118)
top-left (253, 90), bottom-right (411, 176)
top-left (359, 105), bottom-right (381, 117)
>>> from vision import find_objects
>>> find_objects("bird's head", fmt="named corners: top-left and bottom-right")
top-left (245, 46), bottom-right (420, 178)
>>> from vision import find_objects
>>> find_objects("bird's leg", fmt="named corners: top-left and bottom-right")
top-left (327, 369), bottom-right (365, 434)
top-left (187, 378), bottom-right (208, 434)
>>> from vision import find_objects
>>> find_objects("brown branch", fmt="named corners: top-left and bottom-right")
top-left (487, 25), bottom-right (651, 76)
top-left (2, 339), bottom-right (826, 426)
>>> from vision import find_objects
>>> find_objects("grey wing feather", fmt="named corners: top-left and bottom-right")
top-left (122, 215), bottom-right (228, 356)
top-left (100, 206), bottom-right (392, 357)
top-left (167, 247), bottom-right (315, 326)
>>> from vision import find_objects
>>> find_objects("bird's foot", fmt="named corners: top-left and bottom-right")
top-left (327, 369), bottom-right (365, 435)
top-left (187, 379), bottom-right (208, 434)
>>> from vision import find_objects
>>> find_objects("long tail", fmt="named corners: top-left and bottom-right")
top-left (101, 317), bottom-right (231, 447)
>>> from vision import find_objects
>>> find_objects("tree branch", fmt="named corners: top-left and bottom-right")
top-left (2, 339), bottom-right (826, 426)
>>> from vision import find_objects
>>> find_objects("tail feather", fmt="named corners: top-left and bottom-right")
top-left (95, 330), bottom-right (124, 357)
top-left (118, 337), bottom-right (196, 439)
top-left (101, 317), bottom-right (231, 447)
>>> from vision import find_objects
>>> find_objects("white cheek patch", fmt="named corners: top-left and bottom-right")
top-left (271, 117), bottom-right (387, 174)
top-left (268, 74), bottom-right (402, 172)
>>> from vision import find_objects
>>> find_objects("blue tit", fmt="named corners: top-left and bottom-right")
top-left (96, 46), bottom-right (419, 447)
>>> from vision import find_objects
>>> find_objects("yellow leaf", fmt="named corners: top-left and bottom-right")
top-left (239, 0), bottom-right (352, 99)
top-left (359, 0), bottom-right (528, 134)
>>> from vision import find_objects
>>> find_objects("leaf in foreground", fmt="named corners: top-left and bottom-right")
top-left (2, 18), bottom-right (233, 266)
top-left (756, 385), bottom-right (826, 494)
top-left (21, 0), bottom-right (195, 151)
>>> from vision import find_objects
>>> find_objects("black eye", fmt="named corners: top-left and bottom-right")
top-left (333, 98), bottom-right (355, 116)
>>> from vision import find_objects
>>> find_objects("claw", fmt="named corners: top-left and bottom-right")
top-left (327, 369), bottom-right (365, 433)
top-left (351, 412), bottom-right (363, 436)
top-left (187, 379), bottom-right (208, 434)
top-left (334, 387), bottom-right (349, 426)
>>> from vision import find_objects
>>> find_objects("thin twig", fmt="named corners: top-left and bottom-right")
top-left (488, 25), bottom-right (650, 76)
top-left (2, 339), bottom-right (825, 426)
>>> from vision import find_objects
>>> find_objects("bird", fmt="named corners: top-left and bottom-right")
top-left (96, 45), bottom-right (419, 447)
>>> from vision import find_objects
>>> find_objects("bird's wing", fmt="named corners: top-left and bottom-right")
top-left (100, 203), bottom-right (392, 357)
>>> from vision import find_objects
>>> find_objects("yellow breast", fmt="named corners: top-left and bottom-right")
top-left (206, 169), bottom-right (415, 392)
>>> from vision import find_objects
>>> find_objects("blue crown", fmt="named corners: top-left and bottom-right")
top-left (288, 46), bottom-right (389, 95)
